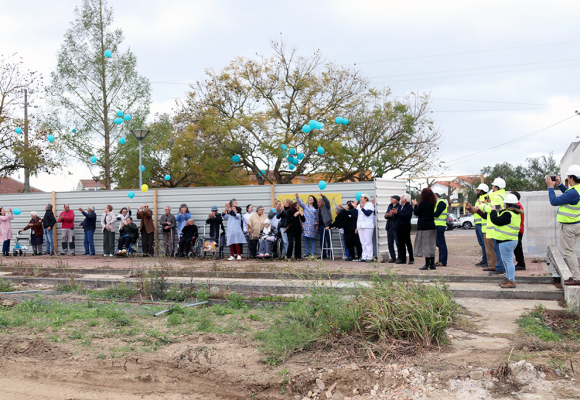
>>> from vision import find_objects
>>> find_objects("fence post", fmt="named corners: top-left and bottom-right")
top-left (52, 191), bottom-right (57, 253)
top-left (153, 189), bottom-right (158, 246)
top-left (270, 184), bottom-right (275, 208)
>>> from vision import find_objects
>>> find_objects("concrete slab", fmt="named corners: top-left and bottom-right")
top-left (547, 245), bottom-right (580, 312)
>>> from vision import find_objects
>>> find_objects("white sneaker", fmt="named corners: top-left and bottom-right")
top-left (237, 255), bottom-right (242, 261)
top-left (228, 256), bottom-right (235, 261)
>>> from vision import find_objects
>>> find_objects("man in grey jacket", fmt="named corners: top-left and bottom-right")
top-left (160, 206), bottom-right (176, 256)
top-left (316, 193), bottom-right (333, 258)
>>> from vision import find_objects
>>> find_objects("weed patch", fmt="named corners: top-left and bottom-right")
top-left (518, 304), bottom-right (580, 342)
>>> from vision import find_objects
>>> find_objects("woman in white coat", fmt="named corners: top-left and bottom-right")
top-left (356, 193), bottom-right (376, 262)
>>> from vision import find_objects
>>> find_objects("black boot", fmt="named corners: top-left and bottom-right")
top-left (429, 257), bottom-right (436, 270)
top-left (419, 257), bottom-right (431, 270)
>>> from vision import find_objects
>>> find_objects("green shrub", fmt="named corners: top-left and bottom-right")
top-left (0, 279), bottom-right (15, 292)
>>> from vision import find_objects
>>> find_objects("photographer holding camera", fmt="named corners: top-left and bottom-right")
top-left (547, 165), bottom-right (580, 285)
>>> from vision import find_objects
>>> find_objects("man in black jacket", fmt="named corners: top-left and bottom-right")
top-left (78, 206), bottom-right (96, 256)
top-left (42, 204), bottom-right (57, 256)
top-left (394, 194), bottom-right (414, 264)
top-left (384, 195), bottom-right (401, 263)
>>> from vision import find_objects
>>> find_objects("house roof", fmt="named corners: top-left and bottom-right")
top-left (80, 179), bottom-right (106, 189)
top-left (0, 177), bottom-right (42, 194)
top-left (435, 180), bottom-right (462, 188)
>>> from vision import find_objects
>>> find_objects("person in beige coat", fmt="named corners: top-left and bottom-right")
top-left (247, 206), bottom-right (268, 259)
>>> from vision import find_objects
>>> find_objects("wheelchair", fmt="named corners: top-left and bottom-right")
top-left (12, 230), bottom-right (31, 257)
top-left (257, 230), bottom-right (285, 261)
top-left (116, 236), bottom-right (142, 257)
top-left (175, 234), bottom-right (199, 258)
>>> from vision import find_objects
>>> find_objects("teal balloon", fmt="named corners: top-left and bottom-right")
top-left (164, 174), bottom-right (171, 181)
top-left (116, 110), bottom-right (123, 117)
top-left (114, 118), bottom-right (123, 125)
top-left (104, 50), bottom-right (112, 58)
top-left (297, 153), bottom-right (304, 160)
top-left (280, 144), bottom-right (288, 150)
top-left (356, 191), bottom-right (363, 201)
top-left (318, 180), bottom-right (327, 190)
top-left (342, 118), bottom-right (349, 125)
top-left (124, 114), bottom-right (132, 121)
top-left (47, 135), bottom-right (55, 143)
top-left (335, 117), bottom-right (343, 124)
top-left (13, 208), bottom-right (21, 216)
top-left (90, 156), bottom-right (97, 164)
top-left (128, 191), bottom-right (135, 199)
top-left (271, 208), bottom-right (276, 212)
top-left (119, 137), bottom-right (126, 144)
top-left (72, 128), bottom-right (76, 133)
top-left (260, 169), bottom-right (266, 176)
top-left (308, 120), bottom-right (318, 129)
top-left (140, 165), bottom-right (145, 172)
top-left (231, 154), bottom-right (241, 163)
top-left (318, 122), bottom-right (324, 130)
top-left (15, 127), bottom-right (22, 134)
top-left (292, 158), bottom-right (299, 165)
top-left (289, 164), bottom-right (295, 170)
top-left (302, 125), bottom-right (311, 133)
top-left (317, 146), bottom-right (325, 155)
top-left (289, 148), bottom-right (296, 155)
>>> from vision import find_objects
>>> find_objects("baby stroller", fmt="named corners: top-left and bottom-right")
top-left (12, 230), bottom-right (30, 257)
top-left (197, 224), bottom-right (219, 259)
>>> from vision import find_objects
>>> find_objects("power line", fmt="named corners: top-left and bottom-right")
top-left (368, 58), bottom-right (580, 79)
top-left (445, 114), bottom-right (579, 165)
top-left (430, 97), bottom-right (577, 107)
top-left (345, 40), bottom-right (580, 65)
top-left (434, 107), bottom-right (573, 113)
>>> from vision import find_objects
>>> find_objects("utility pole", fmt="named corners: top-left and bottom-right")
top-left (23, 89), bottom-right (30, 193)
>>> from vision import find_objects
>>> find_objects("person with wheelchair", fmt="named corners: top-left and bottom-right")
top-left (177, 218), bottom-right (198, 257)
top-left (256, 218), bottom-right (277, 259)
top-left (117, 217), bottom-right (139, 255)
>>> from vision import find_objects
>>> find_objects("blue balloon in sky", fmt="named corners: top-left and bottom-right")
top-left (140, 165), bottom-right (145, 172)
top-left (116, 110), bottom-right (123, 117)
top-left (72, 128), bottom-right (77, 133)
top-left (297, 153), bottom-right (304, 160)
top-left (128, 191), bottom-right (135, 199)
top-left (47, 135), bottom-right (55, 143)
top-left (119, 137), bottom-right (126, 144)
top-left (318, 180), bottom-right (327, 190)
top-left (280, 144), bottom-right (287, 150)
top-left (15, 127), bottom-right (22, 134)
top-left (13, 208), bottom-right (21, 216)
top-left (231, 154), bottom-right (241, 163)
top-left (308, 120), bottom-right (318, 129)
top-left (90, 156), bottom-right (97, 164)
top-left (289, 164), bottom-right (295, 170)
top-left (123, 114), bottom-right (132, 121)
top-left (289, 148), bottom-right (296, 155)
top-left (317, 146), bottom-right (325, 155)
top-left (292, 158), bottom-right (299, 165)
top-left (104, 50), bottom-right (112, 58)
top-left (164, 174), bottom-right (171, 181)
top-left (335, 117), bottom-right (343, 124)
top-left (342, 118), bottom-right (349, 125)
top-left (356, 191), bottom-right (363, 201)
top-left (302, 125), bottom-right (311, 133)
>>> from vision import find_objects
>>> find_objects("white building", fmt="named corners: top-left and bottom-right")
top-left (76, 179), bottom-right (106, 191)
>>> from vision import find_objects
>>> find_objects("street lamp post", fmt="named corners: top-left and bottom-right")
top-left (130, 129), bottom-right (150, 188)
top-left (92, 176), bottom-right (100, 191)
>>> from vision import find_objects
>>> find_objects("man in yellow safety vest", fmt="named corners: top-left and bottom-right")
top-left (432, 187), bottom-right (448, 266)
top-left (466, 183), bottom-right (489, 267)
top-left (547, 165), bottom-right (580, 285)
top-left (480, 178), bottom-right (506, 275)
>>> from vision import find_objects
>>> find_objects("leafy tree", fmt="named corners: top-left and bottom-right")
top-left (177, 41), bottom-right (439, 184)
top-left (46, 0), bottom-right (151, 189)
top-left (480, 153), bottom-right (559, 192)
top-left (0, 54), bottom-right (62, 186)
top-left (112, 114), bottom-right (246, 189)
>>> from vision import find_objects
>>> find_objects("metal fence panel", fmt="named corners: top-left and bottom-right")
top-left (374, 178), bottom-right (408, 257)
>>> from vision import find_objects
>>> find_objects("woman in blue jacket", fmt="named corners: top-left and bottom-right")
top-left (175, 203), bottom-right (191, 239)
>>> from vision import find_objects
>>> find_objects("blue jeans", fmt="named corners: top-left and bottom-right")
top-left (493, 239), bottom-right (505, 272)
top-left (436, 226), bottom-right (448, 264)
top-left (84, 230), bottom-right (95, 255)
top-left (304, 236), bottom-right (316, 256)
top-left (279, 227), bottom-right (288, 255)
top-left (499, 240), bottom-right (517, 281)
top-left (44, 228), bottom-right (54, 254)
top-left (342, 233), bottom-right (349, 258)
top-left (318, 225), bottom-right (332, 258)
top-left (475, 224), bottom-right (487, 264)
top-left (387, 228), bottom-right (399, 260)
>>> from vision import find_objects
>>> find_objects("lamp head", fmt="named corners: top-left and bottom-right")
top-left (130, 129), bottom-right (150, 141)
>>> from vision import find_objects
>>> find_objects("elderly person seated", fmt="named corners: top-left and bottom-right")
top-left (257, 219), bottom-right (277, 258)
top-left (247, 206), bottom-right (267, 259)
top-left (117, 217), bottom-right (139, 254)
top-left (178, 218), bottom-right (198, 257)
top-left (21, 211), bottom-right (44, 256)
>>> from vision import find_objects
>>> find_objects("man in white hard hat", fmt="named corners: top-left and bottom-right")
top-left (489, 193), bottom-right (524, 288)
top-left (481, 178), bottom-right (507, 276)
top-left (546, 165), bottom-right (580, 285)
top-left (432, 187), bottom-right (448, 266)
top-left (466, 183), bottom-right (490, 268)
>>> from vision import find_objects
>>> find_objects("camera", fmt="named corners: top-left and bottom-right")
top-left (550, 176), bottom-right (557, 182)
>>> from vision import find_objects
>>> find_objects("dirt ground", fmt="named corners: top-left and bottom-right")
top-left (0, 298), bottom-right (578, 400)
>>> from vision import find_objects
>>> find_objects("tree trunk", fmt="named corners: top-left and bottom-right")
top-left (98, 0), bottom-right (111, 190)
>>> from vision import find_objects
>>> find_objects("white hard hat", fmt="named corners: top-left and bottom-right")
top-left (491, 177), bottom-right (506, 189)
top-left (566, 165), bottom-right (580, 177)
top-left (477, 183), bottom-right (489, 192)
top-left (433, 187), bottom-right (445, 196)
top-left (504, 194), bottom-right (519, 204)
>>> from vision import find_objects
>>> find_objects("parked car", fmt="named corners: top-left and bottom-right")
top-left (446, 213), bottom-right (460, 231)
top-left (459, 214), bottom-right (475, 229)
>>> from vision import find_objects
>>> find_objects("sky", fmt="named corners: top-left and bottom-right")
top-left (1, 0), bottom-right (580, 191)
